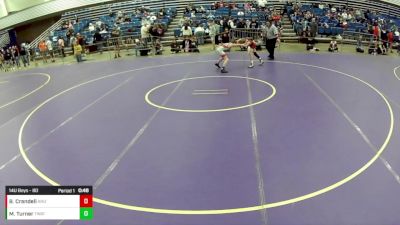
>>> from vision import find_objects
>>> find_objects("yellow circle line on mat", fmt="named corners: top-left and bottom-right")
top-left (145, 76), bottom-right (276, 112)
top-left (394, 66), bottom-right (400, 81)
top-left (0, 73), bottom-right (51, 110)
top-left (18, 60), bottom-right (394, 214)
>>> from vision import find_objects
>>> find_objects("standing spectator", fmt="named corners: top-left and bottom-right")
top-left (263, 20), bottom-right (279, 60)
top-left (236, 18), bottom-right (246, 28)
top-left (220, 28), bottom-right (230, 43)
top-left (310, 18), bottom-right (318, 37)
top-left (373, 23), bottom-right (380, 40)
top-left (93, 31), bottom-right (103, 54)
top-left (141, 24), bottom-right (150, 46)
top-left (381, 29), bottom-right (388, 49)
top-left (12, 46), bottom-right (21, 68)
top-left (194, 24), bottom-right (205, 45)
top-left (20, 45), bottom-right (30, 67)
top-left (249, 18), bottom-right (259, 29)
top-left (38, 40), bottom-right (48, 63)
top-left (66, 27), bottom-right (74, 46)
top-left (74, 40), bottom-right (83, 62)
top-left (208, 20), bottom-right (220, 50)
top-left (388, 29), bottom-right (394, 53)
top-left (70, 35), bottom-right (76, 55)
top-left (46, 38), bottom-right (55, 62)
top-left (111, 27), bottom-right (121, 58)
top-left (58, 37), bottom-right (65, 57)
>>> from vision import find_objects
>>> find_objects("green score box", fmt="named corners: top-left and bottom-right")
top-left (80, 208), bottom-right (93, 220)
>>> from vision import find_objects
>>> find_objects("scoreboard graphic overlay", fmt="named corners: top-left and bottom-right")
top-left (5, 186), bottom-right (93, 220)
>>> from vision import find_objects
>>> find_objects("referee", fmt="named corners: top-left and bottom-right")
top-left (263, 20), bottom-right (279, 60)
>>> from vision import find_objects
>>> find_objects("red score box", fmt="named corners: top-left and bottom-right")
top-left (80, 195), bottom-right (93, 207)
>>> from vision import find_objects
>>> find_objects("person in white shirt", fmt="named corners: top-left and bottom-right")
top-left (181, 24), bottom-right (193, 37)
top-left (341, 12), bottom-right (348, 20)
top-left (58, 37), bottom-right (65, 57)
top-left (328, 37), bottom-right (339, 52)
top-left (263, 20), bottom-right (279, 60)
top-left (88, 23), bottom-right (95, 32)
top-left (140, 24), bottom-right (150, 46)
top-left (194, 24), bottom-right (205, 45)
top-left (46, 39), bottom-right (55, 62)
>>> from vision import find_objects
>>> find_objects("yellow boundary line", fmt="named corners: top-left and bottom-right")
top-left (0, 73), bottom-right (51, 110)
top-left (394, 66), bottom-right (400, 81)
top-left (145, 76), bottom-right (276, 112)
top-left (18, 60), bottom-right (394, 214)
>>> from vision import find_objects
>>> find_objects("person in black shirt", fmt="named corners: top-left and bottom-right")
top-left (20, 46), bottom-right (29, 67)
top-left (4, 49), bottom-right (12, 71)
top-left (93, 31), bottom-right (103, 54)
top-left (249, 18), bottom-right (259, 29)
top-left (236, 18), bottom-right (246, 28)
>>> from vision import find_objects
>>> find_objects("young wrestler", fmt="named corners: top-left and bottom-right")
top-left (245, 37), bottom-right (264, 68)
top-left (214, 40), bottom-right (244, 73)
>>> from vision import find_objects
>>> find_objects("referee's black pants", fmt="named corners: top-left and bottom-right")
top-left (266, 38), bottom-right (277, 59)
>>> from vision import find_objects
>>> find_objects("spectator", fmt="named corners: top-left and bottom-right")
top-left (249, 18), bottom-right (259, 29)
top-left (236, 18), bottom-right (246, 28)
top-left (356, 35), bottom-right (365, 53)
top-left (194, 24), bottom-right (205, 45)
top-left (46, 38), bottom-right (55, 62)
top-left (111, 27), bottom-right (121, 58)
top-left (58, 36), bottom-right (65, 57)
top-left (93, 31), bottom-right (103, 54)
top-left (38, 40), bottom-right (48, 63)
top-left (181, 24), bottom-right (193, 38)
top-left (220, 28), bottom-right (230, 43)
top-left (328, 37), bottom-right (339, 52)
top-left (11, 46), bottom-right (20, 68)
top-left (388, 30), bottom-right (394, 52)
top-left (170, 39), bottom-right (181, 53)
top-left (310, 18), bottom-right (318, 37)
top-left (141, 24), bottom-right (151, 45)
top-left (182, 37), bottom-right (192, 52)
top-left (154, 38), bottom-right (163, 55)
top-left (377, 41), bottom-right (387, 55)
top-left (20, 45), bottom-right (30, 67)
top-left (74, 40), bottom-right (83, 62)
top-left (208, 20), bottom-right (220, 50)
top-left (88, 23), bottom-right (95, 32)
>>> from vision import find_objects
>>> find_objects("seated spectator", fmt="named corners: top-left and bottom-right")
top-left (189, 37), bottom-right (200, 52)
top-left (170, 39), bottom-right (181, 53)
top-left (182, 37), bottom-right (192, 52)
top-left (88, 23), bottom-right (95, 32)
top-left (181, 24), bottom-right (193, 38)
top-left (306, 38), bottom-right (320, 52)
top-left (328, 37), bottom-right (339, 52)
top-left (154, 39), bottom-right (163, 55)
